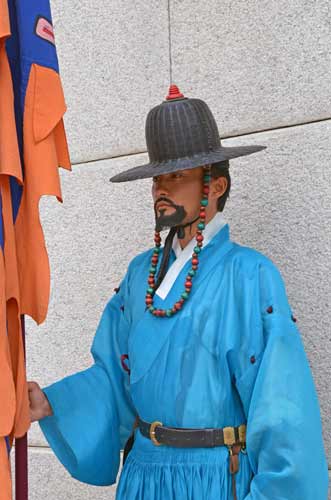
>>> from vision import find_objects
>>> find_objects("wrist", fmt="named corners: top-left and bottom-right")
top-left (42, 392), bottom-right (53, 417)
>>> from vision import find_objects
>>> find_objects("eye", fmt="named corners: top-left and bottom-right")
top-left (172, 172), bottom-right (183, 179)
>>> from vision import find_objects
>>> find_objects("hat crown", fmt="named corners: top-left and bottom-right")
top-left (109, 85), bottom-right (266, 183)
top-left (145, 91), bottom-right (221, 165)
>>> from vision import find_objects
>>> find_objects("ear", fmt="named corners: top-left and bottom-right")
top-left (209, 176), bottom-right (228, 200)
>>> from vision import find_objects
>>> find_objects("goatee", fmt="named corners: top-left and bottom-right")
top-left (154, 197), bottom-right (187, 232)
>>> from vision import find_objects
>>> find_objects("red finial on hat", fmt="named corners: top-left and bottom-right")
top-left (166, 84), bottom-right (184, 100)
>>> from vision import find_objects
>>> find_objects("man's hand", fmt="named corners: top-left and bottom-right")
top-left (28, 382), bottom-right (53, 422)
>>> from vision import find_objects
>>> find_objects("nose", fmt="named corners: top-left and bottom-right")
top-left (153, 177), bottom-right (169, 198)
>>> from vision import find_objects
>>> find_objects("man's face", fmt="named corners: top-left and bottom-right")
top-left (152, 167), bottom-right (204, 232)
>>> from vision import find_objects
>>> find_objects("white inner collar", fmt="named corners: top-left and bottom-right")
top-left (155, 212), bottom-right (226, 300)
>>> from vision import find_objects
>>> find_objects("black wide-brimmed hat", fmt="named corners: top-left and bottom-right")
top-left (110, 85), bottom-right (266, 183)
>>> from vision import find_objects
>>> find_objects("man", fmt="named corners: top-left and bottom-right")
top-left (28, 85), bottom-right (328, 499)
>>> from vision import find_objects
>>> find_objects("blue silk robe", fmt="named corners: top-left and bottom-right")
top-left (40, 222), bottom-right (328, 499)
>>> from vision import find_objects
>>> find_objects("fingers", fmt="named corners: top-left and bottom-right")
top-left (28, 381), bottom-right (40, 392)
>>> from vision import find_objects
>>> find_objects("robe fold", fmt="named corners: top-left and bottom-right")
top-left (40, 223), bottom-right (328, 499)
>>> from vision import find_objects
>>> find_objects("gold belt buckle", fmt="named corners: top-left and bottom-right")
top-left (150, 421), bottom-right (163, 446)
top-left (223, 426), bottom-right (236, 446)
top-left (238, 424), bottom-right (246, 443)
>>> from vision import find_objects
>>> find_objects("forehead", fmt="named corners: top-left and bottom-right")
top-left (153, 166), bottom-right (204, 181)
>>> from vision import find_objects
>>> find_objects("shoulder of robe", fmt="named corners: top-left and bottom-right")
top-left (127, 247), bottom-right (155, 272)
top-left (227, 243), bottom-right (290, 313)
top-left (227, 242), bottom-right (280, 280)
top-left (124, 247), bottom-right (157, 288)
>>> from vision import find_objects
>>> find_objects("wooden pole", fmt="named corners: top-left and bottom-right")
top-left (15, 316), bottom-right (28, 500)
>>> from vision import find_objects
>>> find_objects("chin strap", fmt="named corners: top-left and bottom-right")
top-left (153, 227), bottom-right (177, 292)
top-left (153, 214), bottom-right (201, 293)
top-left (176, 215), bottom-right (200, 239)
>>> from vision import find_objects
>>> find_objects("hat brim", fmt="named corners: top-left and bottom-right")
top-left (110, 145), bottom-right (266, 182)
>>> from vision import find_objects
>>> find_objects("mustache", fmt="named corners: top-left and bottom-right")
top-left (154, 197), bottom-right (178, 211)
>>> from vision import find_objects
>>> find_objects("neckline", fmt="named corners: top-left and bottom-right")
top-left (155, 213), bottom-right (227, 300)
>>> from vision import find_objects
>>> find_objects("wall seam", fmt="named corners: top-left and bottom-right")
top-left (69, 116), bottom-right (331, 167)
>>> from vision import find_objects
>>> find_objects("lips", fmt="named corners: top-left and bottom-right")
top-left (157, 203), bottom-right (171, 209)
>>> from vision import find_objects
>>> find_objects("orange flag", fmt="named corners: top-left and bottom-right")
top-left (0, 0), bottom-right (71, 497)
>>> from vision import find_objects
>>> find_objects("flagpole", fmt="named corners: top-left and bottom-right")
top-left (15, 315), bottom-right (28, 500)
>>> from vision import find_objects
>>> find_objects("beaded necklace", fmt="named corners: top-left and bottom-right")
top-left (145, 167), bottom-right (211, 317)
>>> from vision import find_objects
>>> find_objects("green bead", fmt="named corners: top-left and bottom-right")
top-left (200, 199), bottom-right (208, 207)
top-left (166, 309), bottom-right (173, 317)
top-left (149, 266), bottom-right (156, 274)
top-left (203, 175), bottom-right (211, 182)
top-left (188, 270), bottom-right (196, 277)
top-left (181, 291), bottom-right (189, 300)
top-left (147, 287), bottom-right (154, 294)
top-left (198, 222), bottom-right (205, 230)
top-left (154, 247), bottom-right (161, 254)
top-left (149, 306), bottom-right (155, 312)
top-left (194, 246), bottom-right (201, 253)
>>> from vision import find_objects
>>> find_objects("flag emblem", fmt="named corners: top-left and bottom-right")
top-left (35, 16), bottom-right (55, 45)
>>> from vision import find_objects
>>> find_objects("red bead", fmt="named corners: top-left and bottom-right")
top-left (152, 257), bottom-right (158, 264)
top-left (146, 297), bottom-right (153, 305)
top-left (200, 213), bottom-right (206, 220)
top-left (185, 281), bottom-right (192, 288)
top-left (192, 258), bottom-right (199, 265)
top-left (203, 186), bottom-right (209, 194)
top-left (196, 234), bottom-right (204, 242)
top-left (148, 278), bottom-right (155, 285)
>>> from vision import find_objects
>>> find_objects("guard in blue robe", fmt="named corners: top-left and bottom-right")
top-left (39, 85), bottom-right (328, 499)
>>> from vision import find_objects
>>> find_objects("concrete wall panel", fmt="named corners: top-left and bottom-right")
top-left (11, 448), bottom-right (118, 500)
top-left (50, 0), bottom-right (169, 164)
top-left (171, 0), bottom-right (331, 137)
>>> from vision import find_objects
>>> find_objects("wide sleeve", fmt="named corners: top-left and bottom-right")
top-left (235, 260), bottom-right (328, 500)
top-left (39, 273), bottom-right (136, 486)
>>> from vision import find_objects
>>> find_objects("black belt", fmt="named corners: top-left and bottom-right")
top-left (138, 417), bottom-right (246, 448)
